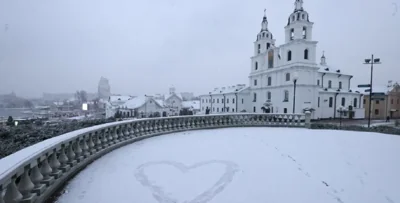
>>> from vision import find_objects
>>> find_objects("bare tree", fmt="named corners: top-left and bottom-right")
top-left (75, 90), bottom-right (88, 104)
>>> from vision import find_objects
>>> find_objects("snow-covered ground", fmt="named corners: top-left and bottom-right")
top-left (55, 128), bottom-right (400, 203)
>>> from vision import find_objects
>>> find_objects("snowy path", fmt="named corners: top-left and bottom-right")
top-left (55, 128), bottom-right (400, 203)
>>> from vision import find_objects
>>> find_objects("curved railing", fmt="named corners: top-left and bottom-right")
top-left (0, 113), bottom-right (310, 203)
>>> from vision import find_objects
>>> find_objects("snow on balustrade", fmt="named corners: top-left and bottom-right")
top-left (0, 113), bottom-right (309, 203)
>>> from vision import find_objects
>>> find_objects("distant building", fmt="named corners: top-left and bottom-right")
top-left (199, 84), bottom-right (250, 114)
top-left (105, 95), bottom-right (165, 118)
top-left (362, 83), bottom-right (400, 119)
top-left (98, 77), bottom-right (111, 100)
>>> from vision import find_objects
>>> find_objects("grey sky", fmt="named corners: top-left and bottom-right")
top-left (0, 0), bottom-right (399, 98)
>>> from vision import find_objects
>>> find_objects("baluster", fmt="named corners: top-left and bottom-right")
top-left (3, 177), bottom-right (22, 203)
top-left (158, 120), bottom-right (164, 132)
top-left (130, 124), bottom-right (135, 137)
top-left (67, 142), bottom-right (78, 167)
top-left (191, 118), bottom-right (196, 128)
top-left (143, 122), bottom-right (149, 135)
top-left (88, 133), bottom-right (96, 154)
top-left (107, 128), bottom-right (114, 143)
top-left (118, 126), bottom-right (124, 140)
top-left (138, 123), bottom-right (144, 136)
top-left (101, 130), bottom-right (109, 148)
top-left (185, 119), bottom-right (190, 129)
top-left (49, 150), bottom-right (62, 179)
top-left (75, 139), bottom-right (84, 162)
top-left (297, 115), bottom-right (302, 126)
top-left (163, 120), bottom-right (169, 131)
top-left (124, 125), bottom-right (130, 139)
top-left (58, 145), bottom-right (71, 172)
top-left (175, 119), bottom-right (180, 130)
top-left (81, 135), bottom-right (90, 158)
top-left (134, 124), bottom-right (140, 137)
top-left (113, 127), bottom-right (120, 142)
top-left (0, 187), bottom-right (4, 203)
top-left (182, 118), bottom-right (186, 129)
top-left (40, 157), bottom-right (54, 186)
top-left (95, 132), bottom-right (102, 151)
top-left (18, 165), bottom-right (36, 202)
top-left (167, 119), bottom-right (173, 130)
top-left (149, 121), bottom-right (154, 133)
top-left (173, 118), bottom-right (179, 131)
top-left (185, 118), bottom-right (190, 129)
top-left (119, 125), bottom-right (125, 140)
top-left (156, 120), bottom-right (160, 132)
top-left (204, 117), bottom-right (209, 127)
top-left (283, 115), bottom-right (288, 125)
top-left (30, 164), bottom-right (45, 195)
top-left (291, 115), bottom-right (295, 125)
top-left (278, 114), bottom-right (283, 126)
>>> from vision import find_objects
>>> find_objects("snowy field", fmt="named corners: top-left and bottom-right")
top-left (55, 128), bottom-right (400, 203)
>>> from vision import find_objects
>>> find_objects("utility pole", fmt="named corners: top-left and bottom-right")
top-left (363, 55), bottom-right (381, 128)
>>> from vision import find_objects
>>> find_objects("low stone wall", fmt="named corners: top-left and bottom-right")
top-left (310, 123), bottom-right (400, 136)
top-left (0, 113), bottom-right (308, 203)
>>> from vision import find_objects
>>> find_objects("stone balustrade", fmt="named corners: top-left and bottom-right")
top-left (0, 112), bottom-right (310, 203)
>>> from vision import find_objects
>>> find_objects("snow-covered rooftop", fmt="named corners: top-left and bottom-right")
top-left (201, 84), bottom-right (248, 96)
top-left (154, 99), bottom-right (165, 107)
top-left (318, 64), bottom-right (352, 76)
top-left (122, 96), bottom-right (146, 109)
top-left (55, 127), bottom-right (400, 203)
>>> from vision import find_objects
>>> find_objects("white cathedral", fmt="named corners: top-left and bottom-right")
top-left (200, 0), bottom-right (365, 120)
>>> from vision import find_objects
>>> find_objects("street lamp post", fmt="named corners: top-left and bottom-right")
top-left (363, 55), bottom-right (381, 128)
top-left (292, 72), bottom-right (299, 114)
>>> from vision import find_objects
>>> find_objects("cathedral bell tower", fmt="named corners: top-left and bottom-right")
top-left (284, 0), bottom-right (314, 43)
top-left (254, 9), bottom-right (276, 56)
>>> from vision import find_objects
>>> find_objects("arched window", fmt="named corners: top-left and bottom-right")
top-left (302, 27), bottom-right (307, 39)
top-left (267, 76), bottom-right (272, 86)
top-left (290, 28), bottom-right (294, 40)
top-left (339, 81), bottom-right (342, 89)
top-left (262, 33), bottom-right (265, 37)
top-left (304, 49), bottom-right (309, 60)
top-left (353, 98), bottom-right (358, 107)
top-left (292, 15), bottom-right (295, 22)
top-left (284, 90), bottom-right (289, 101)
top-left (253, 93), bottom-right (257, 102)
top-left (253, 106), bottom-right (256, 113)
top-left (297, 13), bottom-right (300, 20)
top-left (328, 80), bottom-right (332, 88)
top-left (266, 34), bottom-right (269, 38)
top-left (267, 43), bottom-right (270, 49)
top-left (302, 14), bottom-right (305, 19)
top-left (255, 62), bottom-right (258, 70)
top-left (267, 91), bottom-right (271, 100)
top-left (287, 50), bottom-right (292, 61)
top-left (257, 44), bottom-right (261, 53)
top-left (285, 73), bottom-right (291, 81)
top-left (341, 97), bottom-right (346, 106)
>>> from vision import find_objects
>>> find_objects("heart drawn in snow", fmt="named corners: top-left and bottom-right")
top-left (135, 160), bottom-right (239, 203)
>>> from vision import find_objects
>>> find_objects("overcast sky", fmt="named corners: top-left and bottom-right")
top-left (0, 0), bottom-right (399, 98)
